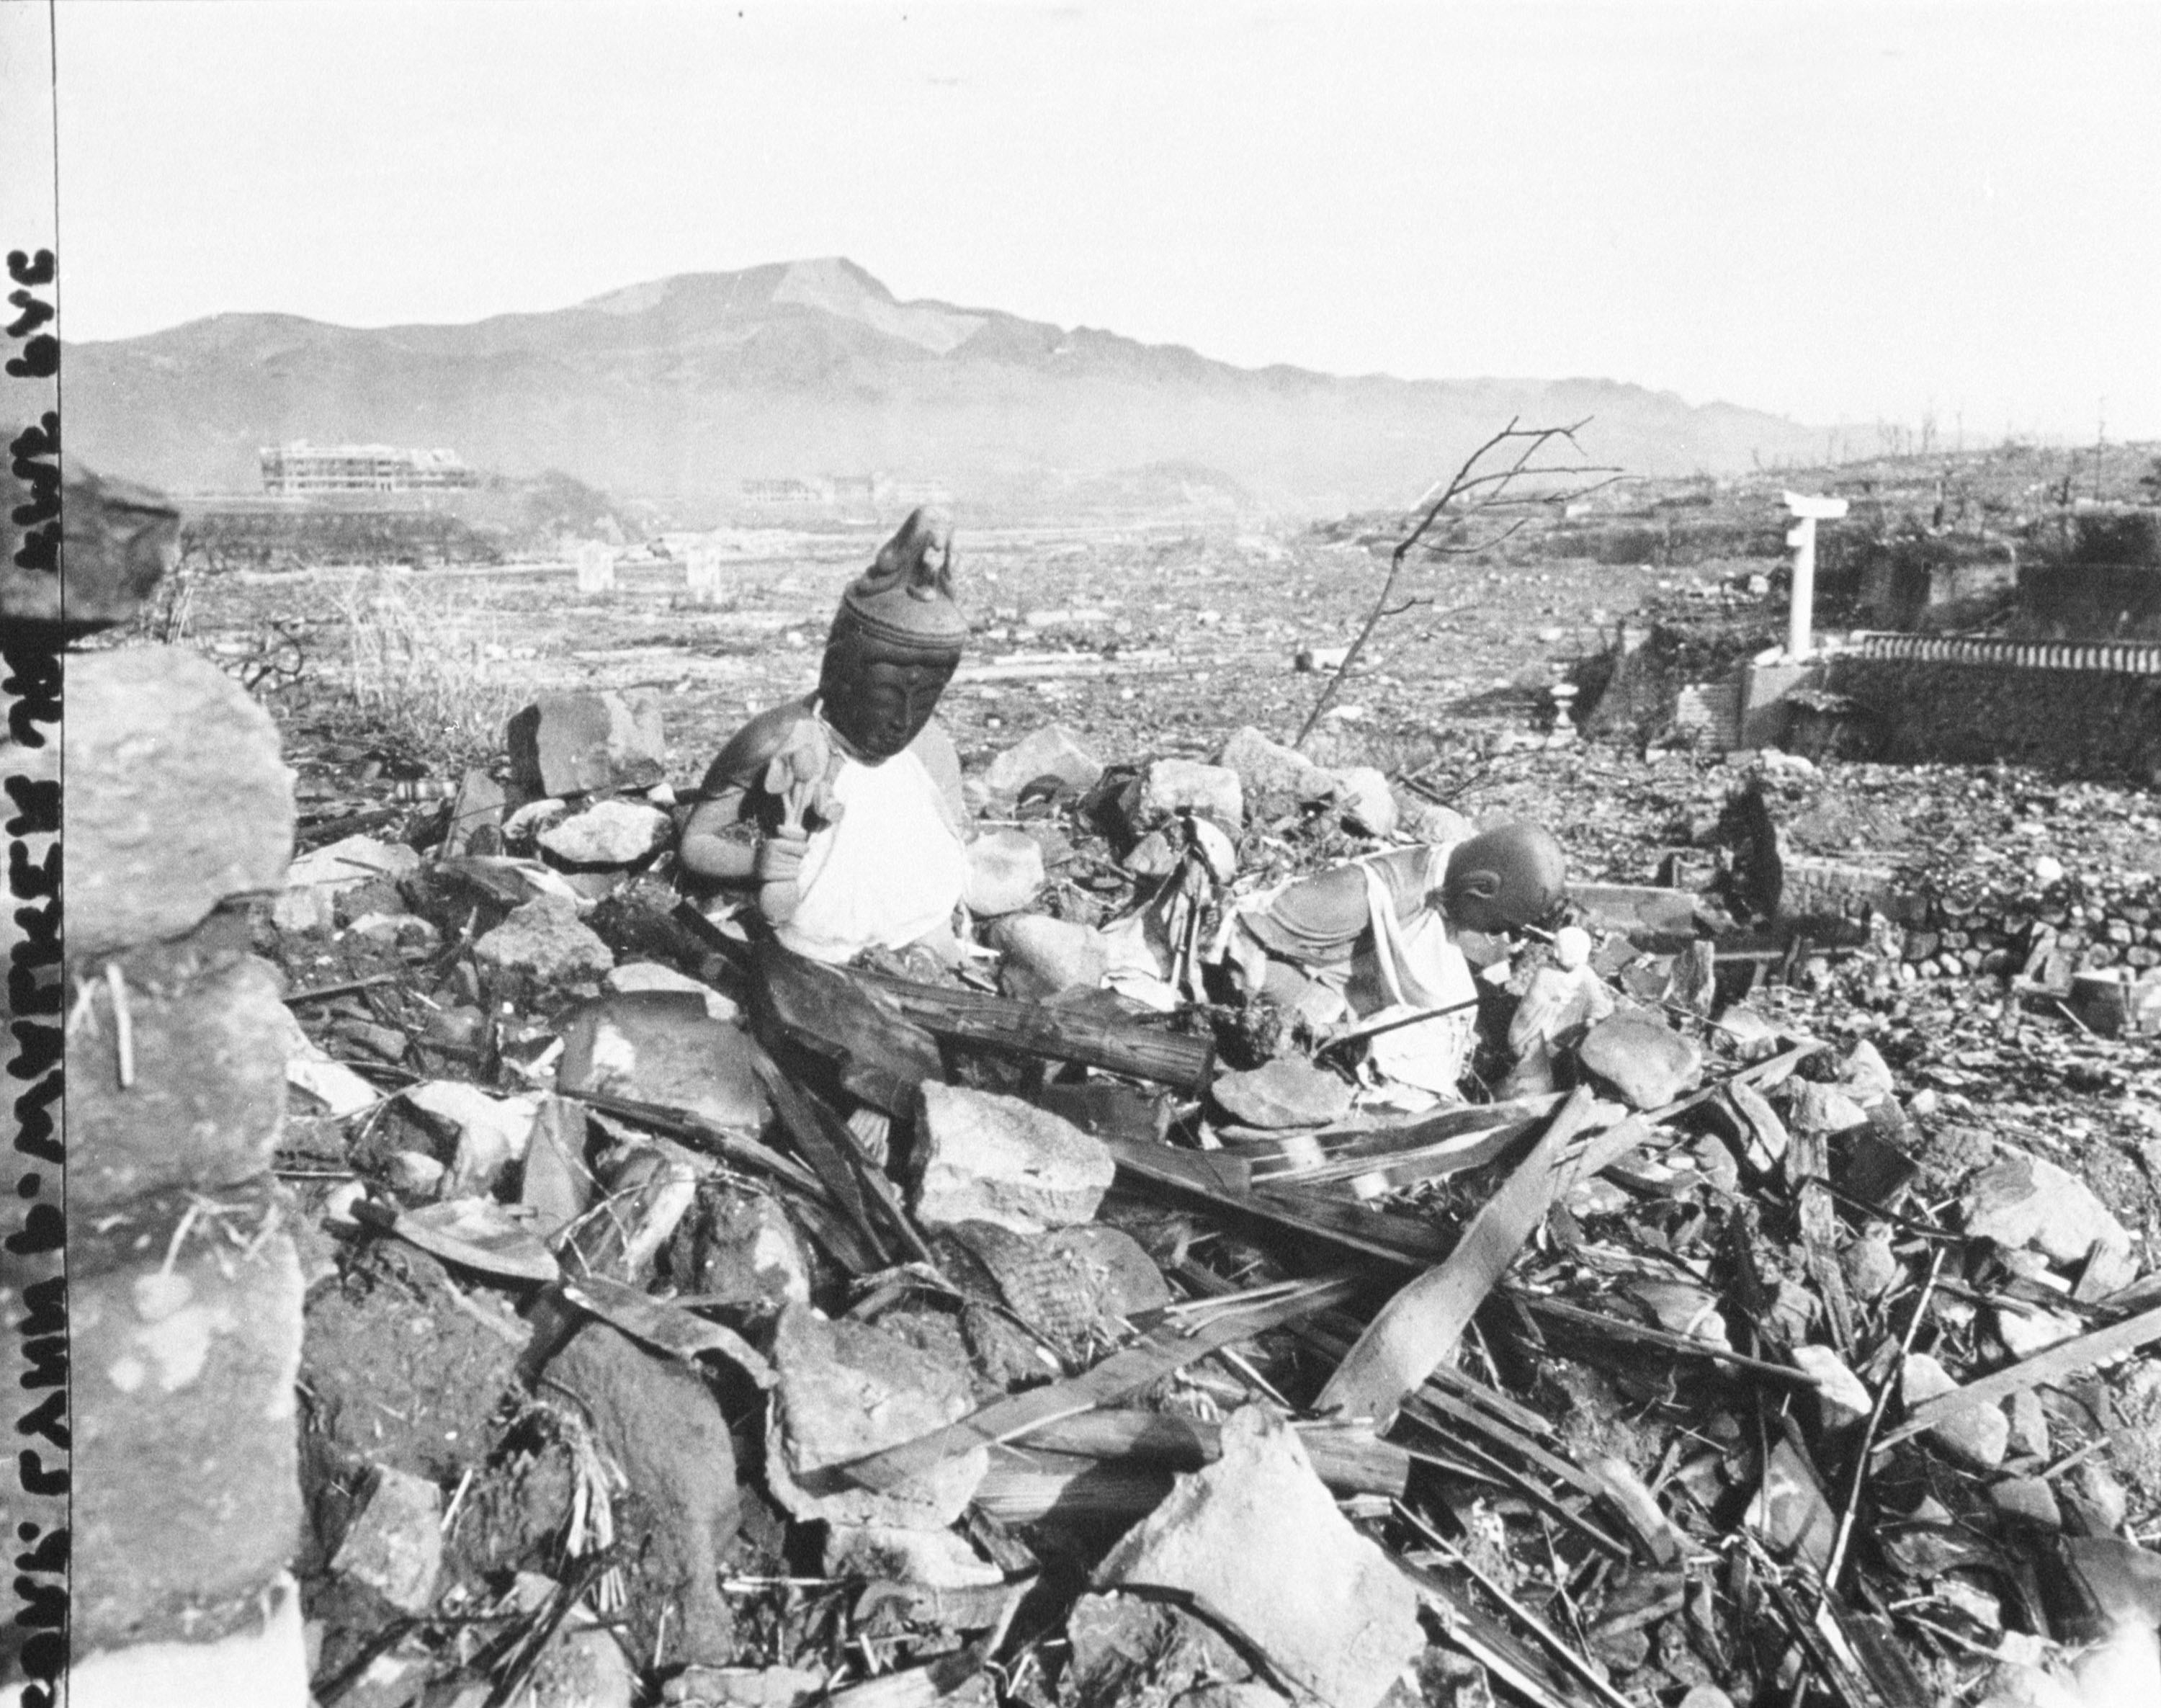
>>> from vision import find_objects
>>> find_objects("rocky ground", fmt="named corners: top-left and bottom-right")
top-left (128, 477), bottom-right (2161, 1708)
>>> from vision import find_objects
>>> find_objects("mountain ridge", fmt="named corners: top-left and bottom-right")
top-left (66, 257), bottom-right (1827, 517)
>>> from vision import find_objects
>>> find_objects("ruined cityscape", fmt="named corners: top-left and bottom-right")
top-left (14, 14), bottom-right (2161, 1708)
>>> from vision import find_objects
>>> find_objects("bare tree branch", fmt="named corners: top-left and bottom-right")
top-left (1294, 421), bottom-right (1623, 746)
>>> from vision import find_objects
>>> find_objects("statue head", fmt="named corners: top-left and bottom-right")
top-left (1439, 821), bottom-right (1567, 936)
top-left (818, 508), bottom-right (966, 761)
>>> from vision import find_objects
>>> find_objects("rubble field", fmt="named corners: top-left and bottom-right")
top-left (149, 480), bottom-right (2161, 1708)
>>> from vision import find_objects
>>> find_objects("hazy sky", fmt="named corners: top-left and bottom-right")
top-left (23, 1), bottom-right (2161, 439)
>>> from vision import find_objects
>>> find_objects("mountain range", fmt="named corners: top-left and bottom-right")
top-left (66, 257), bottom-right (1827, 518)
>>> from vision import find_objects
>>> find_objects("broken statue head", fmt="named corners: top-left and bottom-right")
top-left (818, 508), bottom-right (967, 762)
top-left (1437, 821), bottom-right (1567, 936)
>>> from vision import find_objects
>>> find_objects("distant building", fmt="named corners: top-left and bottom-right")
top-left (259, 441), bottom-right (478, 495)
top-left (736, 473), bottom-right (953, 513)
top-left (739, 477), bottom-right (832, 507)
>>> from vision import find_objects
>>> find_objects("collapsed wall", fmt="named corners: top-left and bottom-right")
top-left (55, 475), bottom-right (312, 1702)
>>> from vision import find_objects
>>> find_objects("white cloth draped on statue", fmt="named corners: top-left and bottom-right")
top-left (777, 748), bottom-right (968, 964)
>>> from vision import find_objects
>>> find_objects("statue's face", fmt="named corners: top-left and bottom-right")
top-left (821, 646), bottom-right (957, 761)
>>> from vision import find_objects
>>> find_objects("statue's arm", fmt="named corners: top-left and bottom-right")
top-left (678, 698), bottom-right (814, 882)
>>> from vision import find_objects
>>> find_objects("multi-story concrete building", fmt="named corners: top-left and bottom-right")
top-left (258, 442), bottom-right (478, 495)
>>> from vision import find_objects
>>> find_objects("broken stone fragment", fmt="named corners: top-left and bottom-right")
top-left (1094, 1405), bottom-right (1423, 1708)
top-left (990, 913), bottom-right (1110, 999)
top-left (765, 1305), bottom-right (990, 1529)
top-left (1212, 1056), bottom-right (1354, 1130)
top-left (331, 1465), bottom-right (443, 1616)
top-left (689, 1188), bottom-right (811, 1314)
top-left (2008, 1388), bottom-right (2051, 1459)
top-left (13, 463), bottom-right (175, 629)
top-left (1996, 1302), bottom-right (2083, 1359)
top-left (1835, 1038), bottom-right (1897, 1104)
top-left (472, 896), bottom-right (614, 984)
top-left (447, 766), bottom-right (507, 856)
top-left (913, 1081), bottom-right (1116, 1234)
top-left (67, 648), bottom-right (296, 959)
top-left (1578, 1014), bottom-right (1704, 1110)
top-left (538, 798), bottom-right (671, 868)
top-left (270, 882), bottom-right (340, 934)
top-left (1332, 765), bottom-right (1399, 837)
top-left (1902, 1351), bottom-right (2009, 1470)
top-left (963, 828), bottom-right (1046, 916)
top-left (1791, 1344), bottom-right (1872, 1429)
top-left (984, 723), bottom-right (1104, 799)
top-left (1745, 1436), bottom-right (1836, 1568)
top-left (1789, 1081), bottom-right (1870, 1137)
top-left (1964, 1148), bottom-right (2136, 1279)
top-left (67, 1573), bottom-right (309, 1708)
top-left (663, 1666), bottom-right (827, 1708)
top-left (1992, 1477), bottom-right (2063, 1529)
top-left (401, 1081), bottom-right (541, 1197)
top-left (555, 991), bottom-right (768, 1131)
top-left (287, 833), bottom-right (421, 893)
top-left (1840, 1221), bottom-right (1901, 1300)
top-left (1215, 725), bottom-right (1335, 813)
top-left (1119, 757), bottom-right (1245, 838)
top-left (603, 960), bottom-right (739, 1019)
top-left (506, 691), bottom-right (668, 797)
top-left (544, 1322), bottom-right (742, 1665)
top-left (1064, 1592), bottom-right (1280, 1708)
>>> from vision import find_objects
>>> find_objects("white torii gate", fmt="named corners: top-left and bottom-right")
top-left (1782, 491), bottom-right (1849, 658)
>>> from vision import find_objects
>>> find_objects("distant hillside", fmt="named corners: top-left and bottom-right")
top-left (66, 257), bottom-right (1829, 519)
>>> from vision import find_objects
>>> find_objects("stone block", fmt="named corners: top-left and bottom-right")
top-left (604, 960), bottom-right (740, 1020)
top-left (285, 833), bottom-right (419, 893)
top-left (506, 692), bottom-right (666, 797)
top-left (991, 914), bottom-right (1109, 1000)
top-left (765, 1305), bottom-right (988, 1530)
top-left (1214, 725), bottom-right (1335, 812)
top-left (73, 1186), bottom-right (304, 1654)
top-left (984, 724), bottom-right (1104, 798)
top-left (1332, 766), bottom-right (1399, 837)
top-left (447, 767), bottom-right (507, 856)
top-left (68, 942), bottom-right (289, 1210)
top-left (473, 897), bottom-right (614, 983)
top-left (1096, 1405), bottom-right (1422, 1708)
top-left (913, 1082), bottom-right (1116, 1234)
top-left (66, 648), bottom-right (295, 958)
top-left (69, 1572), bottom-right (308, 1708)
top-left (539, 799), bottom-right (672, 868)
top-left (1963, 1148), bottom-right (2134, 1274)
top-left (556, 991), bottom-right (768, 1131)
top-left (1578, 1014), bottom-right (1703, 1110)
top-left (10, 465), bottom-right (175, 630)
top-left (964, 828), bottom-right (1046, 916)
top-left (1119, 758), bottom-right (1244, 836)
top-left (331, 1465), bottom-right (443, 1615)
top-left (689, 1189), bottom-right (812, 1314)
top-left (543, 1323), bottom-right (741, 1665)
top-left (402, 1081), bottom-right (542, 1197)
top-left (1212, 1057), bottom-right (1354, 1130)
top-left (1902, 1351), bottom-right (2008, 1470)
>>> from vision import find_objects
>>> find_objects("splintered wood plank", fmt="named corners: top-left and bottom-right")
top-left (1317, 1088), bottom-right (1604, 1429)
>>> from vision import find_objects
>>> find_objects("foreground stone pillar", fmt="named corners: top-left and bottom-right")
top-left (60, 494), bottom-right (307, 1697)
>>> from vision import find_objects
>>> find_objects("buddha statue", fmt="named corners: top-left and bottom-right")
top-left (1224, 820), bottom-right (1568, 1095)
top-left (679, 509), bottom-right (970, 965)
